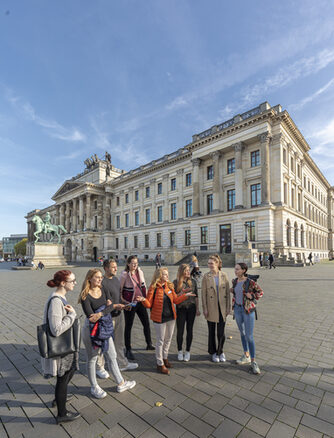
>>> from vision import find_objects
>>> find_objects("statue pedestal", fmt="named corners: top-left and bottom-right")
top-left (31, 243), bottom-right (68, 268)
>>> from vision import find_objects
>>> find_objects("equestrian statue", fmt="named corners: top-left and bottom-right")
top-left (32, 213), bottom-right (67, 244)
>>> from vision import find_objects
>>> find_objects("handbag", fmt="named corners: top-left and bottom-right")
top-left (37, 296), bottom-right (81, 359)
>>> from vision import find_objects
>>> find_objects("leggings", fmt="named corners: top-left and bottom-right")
top-left (207, 306), bottom-right (226, 355)
top-left (176, 305), bottom-right (196, 351)
top-left (55, 368), bottom-right (75, 417)
top-left (124, 302), bottom-right (152, 350)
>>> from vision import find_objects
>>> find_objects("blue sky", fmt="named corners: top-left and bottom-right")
top-left (1, 0), bottom-right (334, 238)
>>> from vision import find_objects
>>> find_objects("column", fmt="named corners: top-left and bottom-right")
top-left (232, 142), bottom-right (244, 209)
top-left (258, 132), bottom-right (272, 205)
top-left (211, 151), bottom-right (221, 213)
top-left (97, 196), bottom-right (103, 231)
top-left (86, 194), bottom-right (91, 230)
top-left (65, 201), bottom-right (71, 232)
top-left (79, 196), bottom-right (84, 231)
top-left (55, 205), bottom-right (60, 226)
top-left (72, 199), bottom-right (78, 232)
top-left (104, 193), bottom-right (111, 230)
top-left (192, 158), bottom-right (201, 216)
top-left (59, 203), bottom-right (65, 228)
top-left (177, 169), bottom-right (184, 219)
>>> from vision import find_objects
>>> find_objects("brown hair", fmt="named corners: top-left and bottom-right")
top-left (149, 267), bottom-right (173, 290)
top-left (103, 258), bottom-right (116, 270)
top-left (176, 264), bottom-right (192, 293)
top-left (78, 268), bottom-right (103, 303)
top-left (47, 270), bottom-right (72, 288)
top-left (125, 255), bottom-right (138, 272)
top-left (208, 254), bottom-right (222, 270)
top-left (236, 262), bottom-right (248, 274)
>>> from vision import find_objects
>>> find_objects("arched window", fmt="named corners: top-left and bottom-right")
top-left (294, 222), bottom-right (298, 247)
top-left (286, 219), bottom-right (291, 246)
top-left (301, 225), bottom-right (305, 248)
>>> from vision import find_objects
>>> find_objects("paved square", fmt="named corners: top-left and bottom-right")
top-left (1, 263), bottom-right (334, 437)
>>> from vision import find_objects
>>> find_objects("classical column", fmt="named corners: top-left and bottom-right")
top-left (192, 158), bottom-right (201, 216)
top-left (232, 142), bottom-right (244, 209)
top-left (211, 151), bottom-right (221, 213)
top-left (55, 205), bottom-right (60, 226)
top-left (72, 199), bottom-right (78, 232)
top-left (86, 194), bottom-right (91, 230)
top-left (177, 169), bottom-right (184, 219)
top-left (97, 196), bottom-right (103, 231)
top-left (65, 201), bottom-right (71, 232)
top-left (79, 196), bottom-right (84, 231)
top-left (258, 132), bottom-right (272, 205)
top-left (59, 203), bottom-right (65, 228)
top-left (104, 193), bottom-right (111, 230)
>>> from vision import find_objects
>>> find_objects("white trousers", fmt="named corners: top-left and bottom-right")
top-left (154, 319), bottom-right (175, 366)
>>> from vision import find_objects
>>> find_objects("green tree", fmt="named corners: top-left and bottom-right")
top-left (14, 238), bottom-right (27, 256)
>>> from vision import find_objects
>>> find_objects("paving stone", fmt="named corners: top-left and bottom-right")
top-left (142, 405), bottom-right (170, 425)
top-left (212, 418), bottom-right (243, 438)
top-left (237, 429), bottom-right (262, 438)
top-left (277, 405), bottom-right (303, 428)
top-left (204, 393), bottom-right (229, 412)
top-left (179, 398), bottom-right (208, 418)
top-left (101, 424), bottom-right (130, 438)
top-left (268, 390), bottom-right (297, 408)
top-left (200, 409), bottom-right (224, 427)
top-left (246, 417), bottom-right (271, 436)
top-left (154, 416), bottom-right (187, 438)
top-left (220, 404), bottom-right (251, 426)
top-left (181, 413), bottom-right (214, 437)
top-left (228, 396), bottom-right (249, 411)
top-left (295, 424), bottom-right (323, 438)
top-left (295, 400), bottom-right (318, 415)
top-left (245, 403), bottom-right (277, 424)
top-left (167, 407), bottom-right (190, 424)
top-left (291, 388), bottom-right (322, 406)
top-left (317, 403), bottom-right (334, 424)
top-left (302, 413), bottom-right (334, 435)
top-left (266, 420), bottom-right (295, 438)
top-left (79, 402), bottom-right (106, 424)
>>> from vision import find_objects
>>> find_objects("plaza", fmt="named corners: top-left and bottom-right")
top-left (1, 263), bottom-right (334, 437)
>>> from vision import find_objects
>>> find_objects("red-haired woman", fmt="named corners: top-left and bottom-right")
top-left (42, 270), bottom-right (80, 424)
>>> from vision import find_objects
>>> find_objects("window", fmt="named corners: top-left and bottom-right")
top-left (116, 215), bottom-right (120, 228)
top-left (125, 193), bottom-right (129, 204)
top-left (291, 156), bottom-right (294, 172)
top-left (186, 199), bottom-right (192, 217)
top-left (135, 190), bottom-right (139, 201)
top-left (157, 206), bottom-right (163, 222)
top-left (308, 180), bottom-right (310, 192)
top-left (134, 211), bottom-right (139, 226)
top-left (245, 221), bottom-right (255, 241)
top-left (185, 230), bottom-right (191, 246)
top-left (207, 165), bottom-right (214, 180)
top-left (145, 208), bottom-right (150, 224)
top-left (115, 237), bottom-right (119, 249)
top-left (251, 150), bottom-right (260, 167)
top-left (170, 203), bottom-right (177, 220)
top-left (291, 187), bottom-right (295, 208)
top-left (170, 232), bottom-right (175, 247)
top-left (284, 182), bottom-right (288, 204)
top-left (298, 192), bottom-right (301, 211)
top-left (156, 233), bottom-right (162, 247)
top-left (283, 148), bottom-right (287, 165)
top-left (297, 164), bottom-right (301, 179)
top-left (94, 200), bottom-right (97, 210)
top-left (125, 213), bottom-right (129, 227)
top-left (116, 196), bottom-right (120, 206)
top-left (157, 182), bottom-right (162, 195)
top-left (227, 189), bottom-right (235, 211)
top-left (227, 158), bottom-right (235, 174)
top-left (134, 235), bottom-right (138, 248)
top-left (186, 173), bottom-right (192, 187)
top-left (124, 236), bottom-right (128, 249)
top-left (251, 183), bottom-right (261, 207)
top-left (304, 176), bottom-right (306, 188)
top-left (145, 187), bottom-right (150, 198)
top-left (171, 178), bottom-right (176, 191)
top-left (144, 234), bottom-right (149, 248)
top-left (201, 226), bottom-right (208, 244)
top-left (81, 239), bottom-right (84, 250)
top-left (207, 194), bottom-right (213, 214)
top-left (94, 216), bottom-right (97, 229)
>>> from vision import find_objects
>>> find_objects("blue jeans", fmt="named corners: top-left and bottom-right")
top-left (234, 305), bottom-right (256, 359)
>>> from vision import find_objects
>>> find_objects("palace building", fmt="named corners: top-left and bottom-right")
top-left (26, 102), bottom-right (334, 264)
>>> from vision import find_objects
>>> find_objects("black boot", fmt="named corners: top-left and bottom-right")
top-left (146, 343), bottom-right (155, 350)
top-left (126, 349), bottom-right (135, 360)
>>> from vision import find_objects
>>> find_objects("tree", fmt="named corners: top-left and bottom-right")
top-left (14, 238), bottom-right (27, 256)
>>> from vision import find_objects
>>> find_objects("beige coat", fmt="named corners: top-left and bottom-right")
top-left (201, 271), bottom-right (231, 323)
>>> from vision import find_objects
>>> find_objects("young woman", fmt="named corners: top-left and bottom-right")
top-left (42, 270), bottom-right (80, 424)
top-left (231, 263), bottom-right (263, 374)
top-left (202, 254), bottom-right (231, 363)
top-left (120, 256), bottom-right (154, 360)
top-left (173, 264), bottom-right (200, 362)
top-left (137, 268), bottom-right (195, 374)
top-left (79, 269), bottom-right (136, 398)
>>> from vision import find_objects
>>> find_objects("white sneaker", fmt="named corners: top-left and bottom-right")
top-left (211, 353), bottom-right (219, 363)
top-left (117, 380), bottom-right (136, 393)
top-left (177, 351), bottom-right (184, 361)
top-left (236, 354), bottom-right (251, 365)
top-left (96, 369), bottom-right (109, 379)
top-left (120, 362), bottom-right (139, 371)
top-left (184, 351), bottom-right (190, 362)
top-left (91, 385), bottom-right (107, 399)
top-left (219, 353), bottom-right (226, 362)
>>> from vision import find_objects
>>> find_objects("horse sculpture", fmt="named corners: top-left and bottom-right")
top-left (32, 215), bottom-right (67, 244)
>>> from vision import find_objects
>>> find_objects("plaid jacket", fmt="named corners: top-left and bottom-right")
top-left (231, 277), bottom-right (263, 314)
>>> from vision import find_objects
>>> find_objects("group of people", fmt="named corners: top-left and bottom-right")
top-left (41, 254), bottom-right (263, 424)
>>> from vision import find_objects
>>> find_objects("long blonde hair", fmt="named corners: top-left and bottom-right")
top-left (176, 264), bottom-right (192, 293)
top-left (149, 267), bottom-right (173, 290)
top-left (78, 268), bottom-right (103, 303)
top-left (208, 254), bottom-right (222, 270)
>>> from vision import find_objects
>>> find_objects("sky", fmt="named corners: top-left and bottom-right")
top-left (1, 0), bottom-right (334, 238)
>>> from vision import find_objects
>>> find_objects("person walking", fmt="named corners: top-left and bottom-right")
top-left (268, 253), bottom-right (276, 269)
top-left (42, 270), bottom-right (80, 424)
top-left (155, 253), bottom-right (162, 269)
top-left (79, 269), bottom-right (136, 399)
top-left (120, 256), bottom-right (154, 360)
top-left (137, 267), bottom-right (195, 374)
top-left (173, 264), bottom-right (200, 362)
top-left (231, 263), bottom-right (264, 374)
top-left (259, 253), bottom-right (263, 268)
top-left (308, 252), bottom-right (313, 265)
top-left (202, 254), bottom-right (231, 363)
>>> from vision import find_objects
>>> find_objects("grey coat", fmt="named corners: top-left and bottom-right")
top-left (41, 292), bottom-right (76, 377)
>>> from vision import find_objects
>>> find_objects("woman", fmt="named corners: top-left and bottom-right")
top-left (173, 264), bottom-right (200, 362)
top-left (42, 270), bottom-right (80, 424)
top-left (120, 256), bottom-right (154, 360)
top-left (137, 268), bottom-right (195, 374)
top-left (79, 269), bottom-right (136, 398)
top-left (202, 254), bottom-right (231, 363)
top-left (231, 263), bottom-right (263, 374)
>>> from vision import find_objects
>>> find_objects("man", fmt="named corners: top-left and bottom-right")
top-left (268, 253), bottom-right (275, 269)
top-left (97, 259), bottom-right (138, 374)
top-left (155, 253), bottom-right (162, 269)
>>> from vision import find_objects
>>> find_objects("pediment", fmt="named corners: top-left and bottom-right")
top-left (52, 181), bottom-right (84, 200)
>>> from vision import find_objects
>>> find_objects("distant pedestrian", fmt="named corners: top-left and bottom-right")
top-left (308, 252), bottom-right (313, 265)
top-left (38, 261), bottom-right (45, 270)
top-left (268, 253), bottom-right (276, 269)
top-left (259, 253), bottom-right (263, 268)
top-left (155, 253), bottom-right (162, 269)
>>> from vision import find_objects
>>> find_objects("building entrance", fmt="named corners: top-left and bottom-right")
top-left (220, 224), bottom-right (232, 253)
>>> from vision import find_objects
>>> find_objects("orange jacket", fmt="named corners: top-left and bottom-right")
top-left (142, 281), bottom-right (188, 323)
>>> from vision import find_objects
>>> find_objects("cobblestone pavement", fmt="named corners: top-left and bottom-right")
top-left (1, 263), bottom-right (334, 437)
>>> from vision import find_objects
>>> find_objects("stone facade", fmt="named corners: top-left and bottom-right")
top-left (26, 102), bottom-right (334, 264)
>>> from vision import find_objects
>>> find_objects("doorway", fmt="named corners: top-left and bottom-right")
top-left (220, 224), bottom-right (232, 253)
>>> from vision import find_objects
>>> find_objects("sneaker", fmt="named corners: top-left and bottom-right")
top-left (120, 362), bottom-right (139, 371)
top-left (91, 385), bottom-right (107, 399)
top-left (96, 369), bottom-right (110, 379)
top-left (211, 353), bottom-right (219, 363)
top-left (177, 351), bottom-right (184, 361)
top-left (117, 380), bottom-right (136, 393)
top-left (236, 354), bottom-right (251, 365)
top-left (219, 353), bottom-right (226, 362)
top-left (250, 361), bottom-right (261, 375)
top-left (184, 351), bottom-right (190, 362)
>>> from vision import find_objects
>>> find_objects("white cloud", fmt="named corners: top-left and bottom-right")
top-left (289, 77), bottom-right (334, 111)
top-left (165, 96), bottom-right (188, 111)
